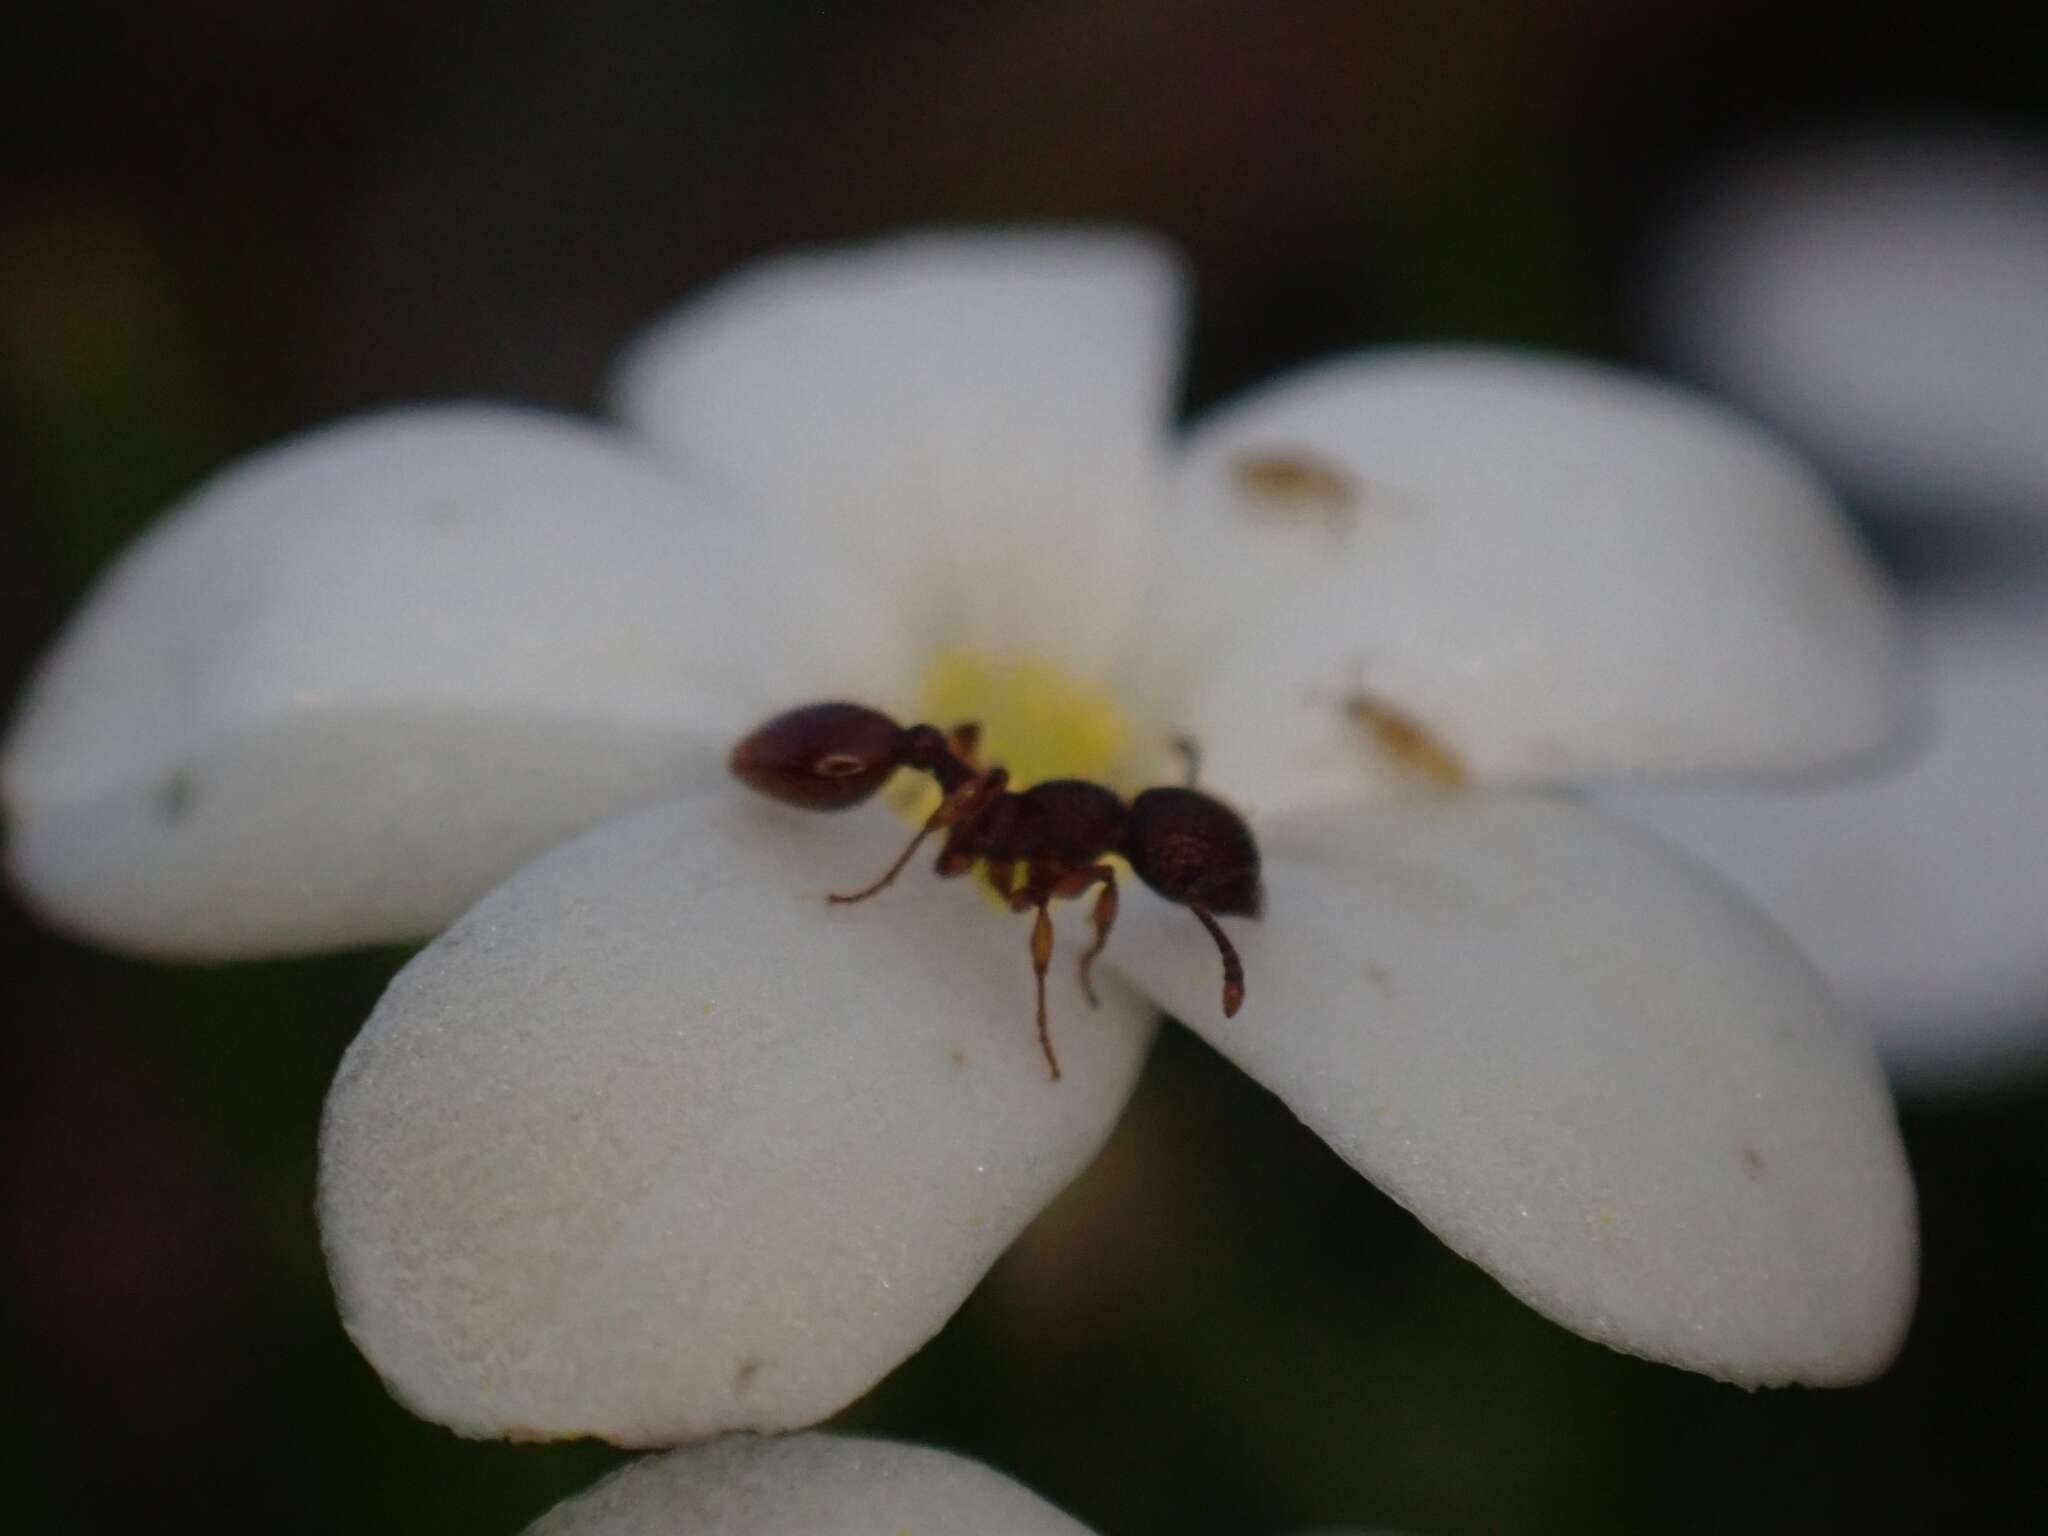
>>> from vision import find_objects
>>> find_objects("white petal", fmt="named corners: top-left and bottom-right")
top-left (525, 1435), bottom-right (1098, 1535)
top-left (1604, 585), bottom-right (2048, 1089)
top-left (2, 406), bottom-right (843, 958)
top-left (1144, 351), bottom-right (1905, 812)
top-left (320, 793), bottom-right (1157, 1445)
top-left (1104, 794), bottom-right (1916, 1385)
top-left (1650, 130), bottom-right (2048, 524)
top-left (611, 230), bottom-right (1186, 677)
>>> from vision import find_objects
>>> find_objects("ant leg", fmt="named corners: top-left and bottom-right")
top-left (1026, 898), bottom-right (1061, 1080)
top-left (1003, 867), bottom-right (1063, 1080)
top-left (1186, 901), bottom-right (1246, 1017)
top-left (1078, 869), bottom-right (1118, 1008)
top-left (828, 820), bottom-right (939, 905)
top-left (947, 721), bottom-right (983, 769)
top-left (1053, 864), bottom-right (1118, 1009)
top-left (934, 821), bottom-right (980, 880)
top-left (830, 772), bottom-right (999, 905)
top-left (1171, 734), bottom-right (1202, 787)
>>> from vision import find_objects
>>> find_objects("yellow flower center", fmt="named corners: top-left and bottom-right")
top-left (886, 649), bottom-right (1134, 826)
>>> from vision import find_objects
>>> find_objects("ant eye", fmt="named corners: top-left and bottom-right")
top-left (731, 703), bottom-right (902, 810)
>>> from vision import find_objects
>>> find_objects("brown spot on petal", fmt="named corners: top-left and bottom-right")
top-left (1231, 449), bottom-right (1359, 525)
top-left (1742, 1145), bottom-right (1766, 1179)
top-left (153, 766), bottom-right (196, 823)
top-left (1345, 693), bottom-right (1469, 789)
top-left (733, 1357), bottom-right (764, 1391)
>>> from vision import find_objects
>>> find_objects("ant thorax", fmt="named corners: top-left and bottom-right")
top-left (731, 695), bottom-right (1262, 1080)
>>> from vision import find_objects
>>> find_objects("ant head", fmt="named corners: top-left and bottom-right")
top-left (730, 702), bottom-right (905, 810)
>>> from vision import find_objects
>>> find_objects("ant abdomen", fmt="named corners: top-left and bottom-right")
top-left (729, 702), bottom-right (901, 810)
top-left (1123, 787), bottom-right (1264, 918)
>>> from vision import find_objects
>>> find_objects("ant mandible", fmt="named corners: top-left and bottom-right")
top-left (731, 702), bottom-right (1263, 1080)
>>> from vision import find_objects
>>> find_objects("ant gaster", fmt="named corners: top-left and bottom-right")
top-left (731, 702), bottom-right (1263, 1080)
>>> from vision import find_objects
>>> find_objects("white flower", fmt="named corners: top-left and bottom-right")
top-left (523, 1434), bottom-right (1097, 1534)
top-left (2, 231), bottom-right (1917, 1446)
top-left (1622, 129), bottom-right (2048, 1087)
top-left (1609, 585), bottom-right (2048, 1088)
top-left (1645, 129), bottom-right (2048, 529)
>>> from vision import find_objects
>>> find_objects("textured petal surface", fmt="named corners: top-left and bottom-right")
top-left (2, 406), bottom-right (847, 958)
top-left (525, 1435), bottom-right (1097, 1535)
top-left (1605, 587), bottom-right (2048, 1089)
top-left (1650, 131), bottom-right (2048, 524)
top-left (611, 230), bottom-right (1186, 677)
top-left (1104, 795), bottom-right (1916, 1385)
top-left (1143, 351), bottom-right (1905, 812)
top-left (321, 793), bottom-right (1157, 1445)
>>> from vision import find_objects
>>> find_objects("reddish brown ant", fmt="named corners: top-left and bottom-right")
top-left (731, 701), bottom-right (1262, 1080)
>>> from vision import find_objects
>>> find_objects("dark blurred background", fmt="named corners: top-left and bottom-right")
top-left (4, 2), bottom-right (2044, 1531)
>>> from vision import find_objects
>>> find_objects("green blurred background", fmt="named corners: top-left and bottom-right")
top-left (4, 2), bottom-right (2044, 1530)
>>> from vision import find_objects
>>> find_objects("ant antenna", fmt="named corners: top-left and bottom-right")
top-left (1187, 901), bottom-right (1246, 1016)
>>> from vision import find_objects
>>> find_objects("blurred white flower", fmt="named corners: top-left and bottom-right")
top-left (523, 1434), bottom-right (1097, 1534)
top-left (1609, 584), bottom-right (2048, 1088)
top-left (1631, 130), bottom-right (2048, 1087)
top-left (1646, 129), bottom-right (2048, 527)
top-left (4, 232), bottom-right (1916, 1444)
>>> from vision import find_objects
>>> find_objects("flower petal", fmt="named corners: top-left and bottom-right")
top-left (525, 1435), bottom-right (1098, 1535)
top-left (1604, 586), bottom-right (2048, 1089)
top-left (1650, 130), bottom-right (2048, 525)
top-left (2, 406), bottom-right (842, 958)
top-left (1103, 794), bottom-right (1916, 1386)
top-left (1144, 351), bottom-right (1905, 811)
top-left (320, 793), bottom-right (1157, 1445)
top-left (610, 230), bottom-right (1187, 676)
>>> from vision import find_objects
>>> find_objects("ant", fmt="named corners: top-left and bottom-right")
top-left (731, 702), bottom-right (1263, 1080)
